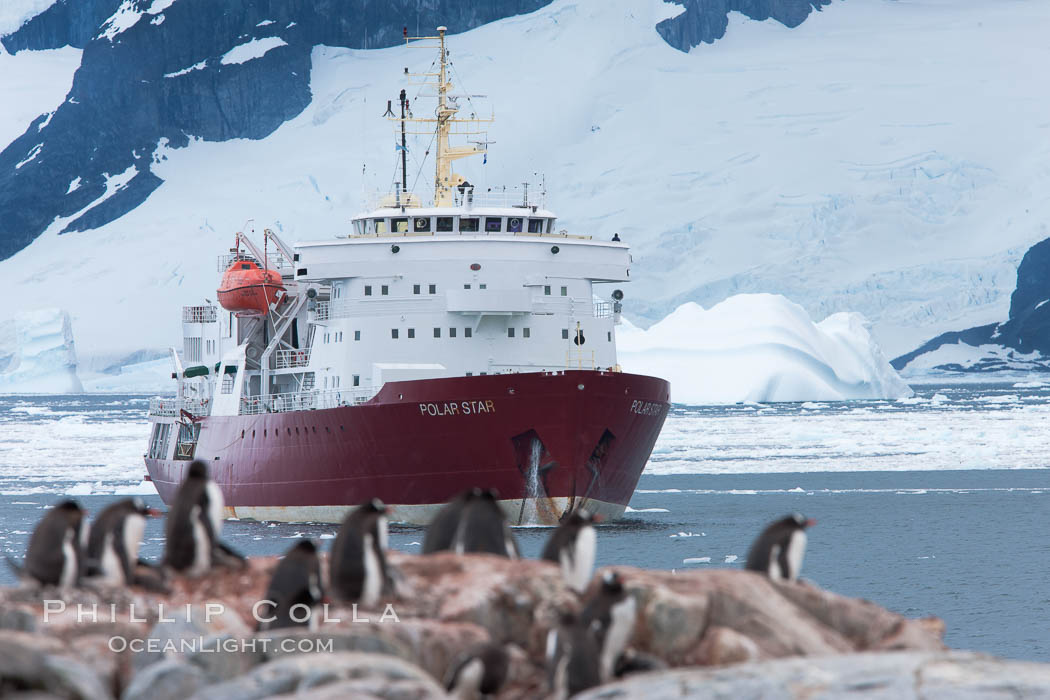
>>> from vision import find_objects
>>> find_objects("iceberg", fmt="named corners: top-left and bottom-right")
top-left (618, 294), bottom-right (912, 404)
top-left (0, 307), bottom-right (82, 393)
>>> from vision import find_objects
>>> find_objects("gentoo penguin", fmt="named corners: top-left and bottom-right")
top-left (11, 500), bottom-right (86, 589)
top-left (541, 509), bottom-right (599, 593)
top-left (581, 570), bottom-right (637, 683)
top-left (450, 489), bottom-right (519, 558)
top-left (546, 611), bottom-right (601, 700)
top-left (257, 539), bottom-right (324, 631)
top-left (84, 498), bottom-right (158, 587)
top-left (163, 461), bottom-right (244, 576)
top-left (444, 642), bottom-right (509, 700)
top-left (329, 499), bottom-right (392, 606)
top-left (745, 513), bottom-right (816, 582)
top-left (422, 488), bottom-right (481, 554)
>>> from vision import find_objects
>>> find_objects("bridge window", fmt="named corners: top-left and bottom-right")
top-left (465, 327), bottom-right (473, 338)
top-left (480, 283), bottom-right (487, 290)
top-left (524, 327), bottom-right (531, 338)
top-left (464, 284), bottom-right (471, 289)
top-left (449, 327), bottom-right (457, 338)
top-left (562, 329), bottom-right (569, 339)
top-left (354, 330), bottom-right (360, 341)
top-left (353, 375), bottom-right (360, 387)
top-left (391, 218), bottom-right (408, 233)
top-left (561, 286), bottom-right (567, 296)
top-left (485, 217), bottom-right (502, 232)
top-left (381, 285), bottom-right (389, 295)
top-left (434, 328), bottom-right (441, 338)
top-left (408, 328), bottom-right (415, 339)
top-left (413, 216), bottom-right (430, 233)
top-left (413, 284), bottom-right (420, 294)
top-left (373, 219), bottom-right (388, 234)
top-left (460, 217), bottom-right (479, 232)
top-left (508, 217), bottom-right (523, 233)
top-left (547, 219), bottom-right (554, 233)
top-left (391, 329), bottom-right (399, 339)
top-left (508, 327), bottom-right (515, 338)
top-left (429, 284), bottom-right (436, 294)
top-left (364, 285), bottom-right (372, 296)
top-left (528, 218), bottom-right (544, 233)
top-left (608, 331), bottom-right (612, 342)
top-left (436, 217), bottom-right (454, 232)
top-left (544, 285), bottom-right (551, 295)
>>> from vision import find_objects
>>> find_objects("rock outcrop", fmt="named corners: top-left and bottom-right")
top-left (0, 550), bottom-right (965, 698)
top-left (894, 236), bottom-right (1050, 373)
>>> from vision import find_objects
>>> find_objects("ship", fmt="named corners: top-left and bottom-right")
top-left (144, 27), bottom-right (670, 525)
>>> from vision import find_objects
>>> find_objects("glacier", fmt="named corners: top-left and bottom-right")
top-left (0, 308), bottom-right (82, 393)
top-left (618, 294), bottom-right (912, 404)
top-left (0, 0), bottom-right (1048, 378)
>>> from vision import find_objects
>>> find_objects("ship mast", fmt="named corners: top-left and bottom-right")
top-left (397, 26), bottom-right (492, 207)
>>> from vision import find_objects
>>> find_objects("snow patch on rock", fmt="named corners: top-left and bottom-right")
top-left (220, 36), bottom-right (288, 65)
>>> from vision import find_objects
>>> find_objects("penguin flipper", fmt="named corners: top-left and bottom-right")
top-left (212, 541), bottom-right (247, 569)
top-left (132, 566), bottom-right (172, 594)
top-left (4, 555), bottom-right (24, 578)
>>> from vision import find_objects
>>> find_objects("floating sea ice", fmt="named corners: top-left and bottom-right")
top-left (319, 533), bottom-right (334, 539)
top-left (683, 557), bottom-right (711, 564)
top-left (267, 523), bottom-right (277, 527)
top-left (670, 531), bottom-right (705, 538)
top-left (930, 393), bottom-right (949, 404)
top-left (625, 506), bottom-right (670, 513)
top-left (788, 487), bottom-right (805, 492)
top-left (724, 555), bottom-right (738, 563)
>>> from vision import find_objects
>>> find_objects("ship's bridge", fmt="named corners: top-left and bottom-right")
top-left (350, 186), bottom-right (564, 239)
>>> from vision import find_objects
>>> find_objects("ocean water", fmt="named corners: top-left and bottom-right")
top-left (1, 385), bottom-right (1049, 661)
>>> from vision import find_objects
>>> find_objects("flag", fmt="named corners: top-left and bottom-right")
top-left (395, 143), bottom-right (407, 152)
top-left (483, 153), bottom-right (487, 164)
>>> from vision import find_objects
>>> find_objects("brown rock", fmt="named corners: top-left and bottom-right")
top-left (693, 626), bottom-right (760, 666)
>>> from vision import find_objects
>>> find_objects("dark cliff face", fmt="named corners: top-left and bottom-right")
top-left (0, 0), bottom-right (552, 261)
top-left (657, 0), bottom-right (832, 51)
top-left (893, 237), bottom-right (1050, 371)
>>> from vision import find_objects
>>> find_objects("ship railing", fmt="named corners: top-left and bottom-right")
top-left (216, 252), bottom-right (292, 272)
top-left (275, 348), bottom-right (312, 369)
top-left (327, 297), bottom-right (445, 319)
top-left (565, 350), bottom-right (597, 371)
top-left (593, 301), bottom-right (612, 318)
top-left (148, 396), bottom-right (212, 417)
top-left (314, 300), bottom-right (330, 321)
top-left (239, 388), bottom-right (374, 415)
top-left (182, 305), bottom-right (217, 323)
top-left (365, 185), bottom-right (546, 211)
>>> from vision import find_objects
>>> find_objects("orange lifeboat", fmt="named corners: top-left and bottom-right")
top-left (217, 259), bottom-right (285, 317)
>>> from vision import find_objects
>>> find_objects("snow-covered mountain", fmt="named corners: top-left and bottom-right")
top-left (2, 0), bottom-right (1048, 378)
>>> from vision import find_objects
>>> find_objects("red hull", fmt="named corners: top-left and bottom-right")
top-left (144, 370), bottom-right (669, 524)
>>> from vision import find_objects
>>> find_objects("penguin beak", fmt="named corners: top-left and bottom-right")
top-left (592, 514), bottom-right (605, 524)
top-left (804, 518), bottom-right (817, 528)
top-left (146, 508), bottom-right (163, 517)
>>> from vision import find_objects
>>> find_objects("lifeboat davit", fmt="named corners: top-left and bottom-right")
top-left (217, 259), bottom-right (285, 317)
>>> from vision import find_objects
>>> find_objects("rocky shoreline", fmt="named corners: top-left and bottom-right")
top-left (0, 551), bottom-right (1043, 699)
